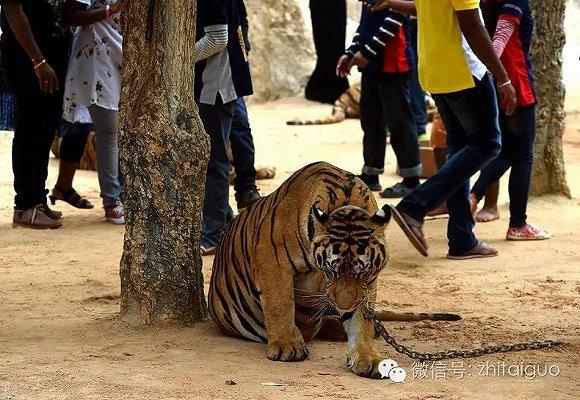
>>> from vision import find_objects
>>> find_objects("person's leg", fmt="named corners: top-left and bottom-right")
top-left (501, 104), bottom-right (548, 239)
top-left (378, 73), bottom-right (421, 198)
top-left (229, 97), bottom-right (260, 208)
top-left (57, 124), bottom-right (90, 190)
top-left (199, 98), bottom-right (235, 250)
top-left (359, 72), bottom-right (387, 191)
top-left (52, 122), bottom-right (94, 209)
top-left (87, 105), bottom-right (123, 211)
top-left (408, 18), bottom-right (427, 137)
top-left (7, 62), bottom-right (62, 227)
top-left (474, 182), bottom-right (500, 222)
top-left (471, 111), bottom-right (512, 223)
top-left (396, 74), bottom-right (501, 255)
top-left (305, 0), bottom-right (350, 103)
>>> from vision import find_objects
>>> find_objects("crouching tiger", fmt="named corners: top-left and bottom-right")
top-left (208, 162), bottom-right (459, 378)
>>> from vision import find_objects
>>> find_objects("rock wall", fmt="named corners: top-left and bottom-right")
top-left (245, 0), bottom-right (315, 102)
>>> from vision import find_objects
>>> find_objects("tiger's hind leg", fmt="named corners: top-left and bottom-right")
top-left (315, 315), bottom-right (348, 342)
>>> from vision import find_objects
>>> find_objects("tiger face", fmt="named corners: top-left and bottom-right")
top-left (310, 205), bottom-right (391, 312)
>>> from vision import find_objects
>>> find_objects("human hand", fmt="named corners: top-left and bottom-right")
top-left (363, 0), bottom-right (391, 12)
top-left (497, 81), bottom-right (517, 116)
top-left (348, 51), bottom-right (370, 69)
top-left (34, 61), bottom-right (59, 93)
top-left (336, 55), bottom-right (352, 77)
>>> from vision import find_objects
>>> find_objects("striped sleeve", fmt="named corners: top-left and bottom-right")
top-left (345, 30), bottom-right (361, 58)
top-left (359, 11), bottom-right (405, 61)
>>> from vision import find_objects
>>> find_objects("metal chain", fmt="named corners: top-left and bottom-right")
top-left (363, 306), bottom-right (564, 362)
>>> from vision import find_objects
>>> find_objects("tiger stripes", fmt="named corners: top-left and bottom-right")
top-left (286, 83), bottom-right (361, 126)
top-left (208, 162), bottom-right (388, 348)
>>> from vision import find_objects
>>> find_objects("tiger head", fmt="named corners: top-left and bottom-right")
top-left (310, 204), bottom-right (391, 313)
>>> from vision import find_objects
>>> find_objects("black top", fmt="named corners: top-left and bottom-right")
top-left (195, 0), bottom-right (253, 105)
top-left (0, 0), bottom-right (70, 67)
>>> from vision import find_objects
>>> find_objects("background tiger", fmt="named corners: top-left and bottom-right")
top-left (286, 82), bottom-right (437, 126)
top-left (208, 162), bottom-right (459, 378)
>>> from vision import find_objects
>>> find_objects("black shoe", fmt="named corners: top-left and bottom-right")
top-left (236, 188), bottom-right (261, 211)
top-left (357, 174), bottom-right (382, 192)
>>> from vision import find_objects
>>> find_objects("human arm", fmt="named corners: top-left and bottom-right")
top-left (2, 0), bottom-right (58, 93)
top-left (194, 26), bottom-right (228, 62)
top-left (456, 8), bottom-right (516, 114)
top-left (492, 17), bottom-right (517, 57)
top-left (65, 0), bottom-right (123, 27)
top-left (338, 10), bottom-right (406, 74)
top-left (368, 0), bottom-right (416, 16)
top-left (337, 26), bottom-right (362, 77)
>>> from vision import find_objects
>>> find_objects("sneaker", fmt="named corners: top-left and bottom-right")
top-left (357, 174), bottom-right (382, 192)
top-left (506, 223), bottom-right (551, 241)
top-left (13, 204), bottom-right (62, 229)
top-left (236, 188), bottom-right (261, 211)
top-left (201, 244), bottom-right (217, 256)
top-left (105, 201), bottom-right (125, 225)
top-left (41, 202), bottom-right (62, 220)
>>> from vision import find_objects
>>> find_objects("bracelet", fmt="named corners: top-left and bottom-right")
top-left (33, 59), bottom-right (47, 70)
top-left (498, 79), bottom-right (512, 88)
top-left (105, 4), bottom-right (111, 18)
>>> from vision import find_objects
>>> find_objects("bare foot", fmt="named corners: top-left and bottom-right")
top-left (475, 206), bottom-right (500, 223)
top-left (427, 202), bottom-right (448, 217)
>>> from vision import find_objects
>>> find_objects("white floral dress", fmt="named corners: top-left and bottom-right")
top-left (62, 0), bottom-right (122, 123)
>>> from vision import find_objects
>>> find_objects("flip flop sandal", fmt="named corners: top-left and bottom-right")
top-left (389, 205), bottom-right (429, 257)
top-left (446, 240), bottom-right (498, 260)
top-left (380, 182), bottom-right (414, 199)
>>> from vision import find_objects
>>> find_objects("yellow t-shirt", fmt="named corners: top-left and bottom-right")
top-left (416, 0), bottom-right (483, 94)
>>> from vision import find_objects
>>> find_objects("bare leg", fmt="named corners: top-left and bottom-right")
top-left (475, 181), bottom-right (500, 222)
top-left (55, 160), bottom-right (78, 191)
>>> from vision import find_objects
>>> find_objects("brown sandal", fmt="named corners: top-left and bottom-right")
top-left (389, 205), bottom-right (429, 257)
top-left (446, 241), bottom-right (498, 260)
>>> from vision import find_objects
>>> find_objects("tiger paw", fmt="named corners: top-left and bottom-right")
top-left (347, 350), bottom-right (383, 378)
top-left (267, 338), bottom-right (309, 362)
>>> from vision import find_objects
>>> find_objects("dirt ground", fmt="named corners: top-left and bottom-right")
top-left (1, 83), bottom-right (580, 400)
top-left (0, 96), bottom-right (578, 399)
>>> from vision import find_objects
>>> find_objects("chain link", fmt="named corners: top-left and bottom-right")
top-left (363, 306), bottom-right (564, 361)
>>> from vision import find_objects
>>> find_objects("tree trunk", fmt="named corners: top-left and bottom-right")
top-left (118, 0), bottom-right (209, 324)
top-left (529, 0), bottom-right (571, 197)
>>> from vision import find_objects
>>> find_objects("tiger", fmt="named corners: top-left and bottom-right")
top-left (208, 162), bottom-right (459, 378)
top-left (286, 82), bottom-right (438, 126)
top-left (286, 83), bottom-right (361, 126)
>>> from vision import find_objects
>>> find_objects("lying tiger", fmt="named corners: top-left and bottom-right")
top-left (208, 162), bottom-right (459, 378)
top-left (286, 83), bottom-right (437, 126)
top-left (287, 83), bottom-right (361, 125)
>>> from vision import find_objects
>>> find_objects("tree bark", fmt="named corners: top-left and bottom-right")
top-left (529, 0), bottom-right (571, 197)
top-left (118, 0), bottom-right (209, 324)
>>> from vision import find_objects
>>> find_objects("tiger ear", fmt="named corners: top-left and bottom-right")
top-left (370, 204), bottom-right (392, 226)
top-left (311, 205), bottom-right (329, 224)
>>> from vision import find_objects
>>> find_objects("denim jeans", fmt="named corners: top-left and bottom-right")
top-left (360, 71), bottom-right (422, 178)
top-left (472, 104), bottom-right (536, 228)
top-left (397, 74), bottom-right (502, 254)
top-left (230, 97), bottom-right (257, 195)
top-left (408, 18), bottom-right (427, 136)
top-left (88, 105), bottom-right (123, 208)
top-left (199, 97), bottom-right (235, 247)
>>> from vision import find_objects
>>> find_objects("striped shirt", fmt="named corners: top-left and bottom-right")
top-left (345, 9), bottom-right (413, 74)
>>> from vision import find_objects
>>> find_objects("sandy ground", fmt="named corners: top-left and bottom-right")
top-left (2, 30), bottom-right (580, 394)
top-left (0, 94), bottom-right (579, 399)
